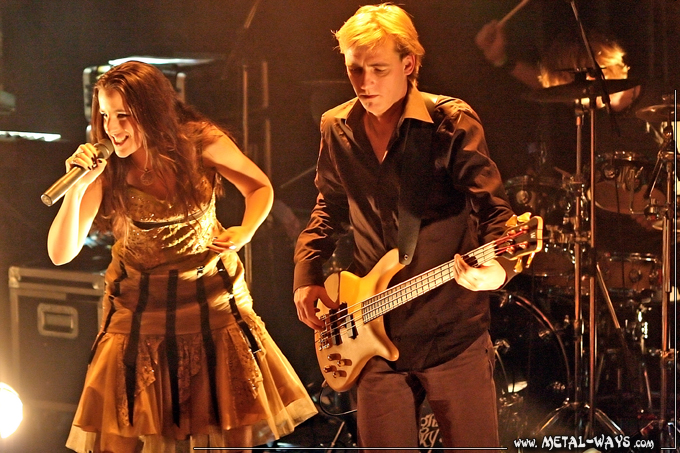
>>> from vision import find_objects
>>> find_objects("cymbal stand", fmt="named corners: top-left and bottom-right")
top-left (537, 0), bottom-right (635, 435)
top-left (574, 102), bottom-right (586, 409)
top-left (586, 98), bottom-right (633, 437)
top-left (642, 121), bottom-right (678, 449)
top-left (535, 96), bottom-right (625, 438)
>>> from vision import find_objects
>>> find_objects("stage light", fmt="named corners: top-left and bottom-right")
top-left (0, 383), bottom-right (23, 438)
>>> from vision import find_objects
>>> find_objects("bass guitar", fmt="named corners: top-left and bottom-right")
top-left (315, 214), bottom-right (543, 392)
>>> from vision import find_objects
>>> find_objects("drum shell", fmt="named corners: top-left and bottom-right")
top-left (525, 226), bottom-right (575, 279)
top-left (505, 175), bottom-right (571, 227)
top-left (598, 252), bottom-right (662, 301)
top-left (593, 151), bottom-right (663, 215)
top-left (505, 176), bottom-right (579, 280)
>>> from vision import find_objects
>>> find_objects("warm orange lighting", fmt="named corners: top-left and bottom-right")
top-left (0, 383), bottom-right (23, 439)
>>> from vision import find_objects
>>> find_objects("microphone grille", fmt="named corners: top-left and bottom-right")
top-left (95, 139), bottom-right (114, 159)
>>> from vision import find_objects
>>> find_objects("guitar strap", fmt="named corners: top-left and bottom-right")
top-left (397, 94), bottom-right (437, 265)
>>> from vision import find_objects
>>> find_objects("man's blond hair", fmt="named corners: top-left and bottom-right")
top-left (335, 3), bottom-right (425, 84)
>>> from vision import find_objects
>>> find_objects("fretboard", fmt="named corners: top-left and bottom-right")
top-left (361, 240), bottom-right (500, 323)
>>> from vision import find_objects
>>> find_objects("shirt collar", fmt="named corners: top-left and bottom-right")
top-left (338, 82), bottom-right (435, 131)
top-left (400, 83), bottom-right (434, 125)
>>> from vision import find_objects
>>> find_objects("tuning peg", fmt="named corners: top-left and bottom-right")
top-left (525, 252), bottom-right (536, 269)
top-left (514, 259), bottom-right (524, 274)
top-left (505, 214), bottom-right (518, 227)
top-left (517, 212), bottom-right (531, 224)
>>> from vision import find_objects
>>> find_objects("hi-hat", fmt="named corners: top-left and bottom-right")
top-left (524, 78), bottom-right (640, 104)
top-left (636, 104), bottom-right (675, 123)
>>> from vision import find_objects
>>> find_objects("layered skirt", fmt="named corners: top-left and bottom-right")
top-left (66, 250), bottom-right (317, 452)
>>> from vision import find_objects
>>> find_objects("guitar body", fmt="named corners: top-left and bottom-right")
top-left (316, 249), bottom-right (404, 392)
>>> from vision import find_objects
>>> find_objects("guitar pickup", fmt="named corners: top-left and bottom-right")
top-left (328, 304), bottom-right (344, 346)
top-left (318, 314), bottom-right (331, 350)
top-left (318, 336), bottom-right (330, 350)
top-left (346, 310), bottom-right (358, 339)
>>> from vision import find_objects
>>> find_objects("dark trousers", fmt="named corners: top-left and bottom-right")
top-left (355, 331), bottom-right (500, 452)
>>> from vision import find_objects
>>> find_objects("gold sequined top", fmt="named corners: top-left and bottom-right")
top-left (112, 176), bottom-right (222, 272)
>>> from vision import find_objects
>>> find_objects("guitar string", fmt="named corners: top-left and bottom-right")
top-left (318, 236), bottom-right (520, 335)
top-left (314, 242), bottom-right (525, 349)
top-left (314, 225), bottom-right (532, 346)
top-left (314, 242), bottom-right (519, 348)
top-left (314, 237), bottom-right (527, 347)
top-left (345, 235), bottom-right (522, 323)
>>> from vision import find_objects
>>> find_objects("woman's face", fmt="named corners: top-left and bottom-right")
top-left (98, 88), bottom-right (144, 158)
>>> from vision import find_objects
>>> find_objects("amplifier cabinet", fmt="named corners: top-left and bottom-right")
top-left (8, 266), bottom-right (105, 411)
top-left (82, 55), bottom-right (234, 125)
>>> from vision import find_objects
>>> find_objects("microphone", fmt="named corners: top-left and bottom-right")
top-left (41, 139), bottom-right (113, 207)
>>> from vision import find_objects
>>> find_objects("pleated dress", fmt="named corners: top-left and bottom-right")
top-left (66, 177), bottom-right (317, 452)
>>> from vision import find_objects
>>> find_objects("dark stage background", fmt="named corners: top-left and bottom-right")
top-left (0, 0), bottom-right (678, 449)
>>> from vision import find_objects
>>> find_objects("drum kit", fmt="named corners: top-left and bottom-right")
top-left (497, 76), bottom-right (678, 446)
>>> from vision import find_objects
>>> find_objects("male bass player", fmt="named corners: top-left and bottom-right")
top-left (293, 4), bottom-right (523, 450)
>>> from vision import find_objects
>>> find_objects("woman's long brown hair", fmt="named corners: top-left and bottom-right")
top-left (90, 61), bottom-right (223, 237)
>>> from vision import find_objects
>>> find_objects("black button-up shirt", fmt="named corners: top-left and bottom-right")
top-left (294, 85), bottom-right (517, 371)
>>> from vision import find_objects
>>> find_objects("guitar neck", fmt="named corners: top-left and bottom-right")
top-left (361, 240), bottom-right (500, 322)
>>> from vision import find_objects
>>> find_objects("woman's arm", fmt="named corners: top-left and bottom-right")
top-left (202, 130), bottom-right (274, 253)
top-left (47, 143), bottom-right (106, 265)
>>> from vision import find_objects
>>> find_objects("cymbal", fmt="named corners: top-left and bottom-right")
top-left (523, 78), bottom-right (640, 104)
top-left (636, 103), bottom-right (675, 123)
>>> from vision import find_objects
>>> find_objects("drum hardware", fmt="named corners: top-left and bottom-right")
top-left (531, 56), bottom-right (634, 437)
top-left (637, 116), bottom-right (678, 448)
top-left (593, 347), bottom-right (633, 401)
top-left (495, 339), bottom-right (527, 448)
top-left (497, 393), bottom-right (524, 445)
top-left (595, 262), bottom-right (647, 409)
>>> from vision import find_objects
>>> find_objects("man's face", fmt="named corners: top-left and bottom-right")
top-left (344, 38), bottom-right (415, 118)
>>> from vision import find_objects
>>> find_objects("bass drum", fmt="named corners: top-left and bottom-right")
top-left (490, 292), bottom-right (571, 442)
